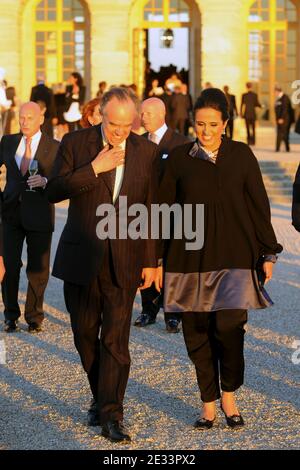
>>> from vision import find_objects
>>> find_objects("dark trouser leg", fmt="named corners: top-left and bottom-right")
top-left (1, 222), bottom-right (25, 321)
top-left (140, 283), bottom-right (161, 318)
top-left (24, 231), bottom-right (52, 325)
top-left (245, 119), bottom-right (251, 144)
top-left (214, 309), bottom-right (248, 392)
top-left (182, 312), bottom-right (220, 402)
top-left (284, 123), bottom-right (291, 151)
top-left (226, 119), bottom-right (234, 139)
top-left (64, 249), bottom-right (136, 424)
top-left (64, 278), bottom-right (102, 401)
top-left (98, 276), bottom-right (136, 424)
top-left (276, 124), bottom-right (284, 151)
top-left (251, 120), bottom-right (256, 145)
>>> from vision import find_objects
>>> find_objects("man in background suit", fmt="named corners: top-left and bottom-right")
top-left (46, 88), bottom-right (159, 442)
top-left (0, 102), bottom-right (59, 333)
top-left (134, 97), bottom-right (189, 333)
top-left (30, 75), bottom-right (57, 138)
top-left (223, 85), bottom-right (238, 139)
top-left (274, 85), bottom-right (294, 152)
top-left (241, 82), bottom-right (261, 145)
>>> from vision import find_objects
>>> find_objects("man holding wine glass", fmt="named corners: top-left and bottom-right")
top-left (0, 101), bottom-right (59, 333)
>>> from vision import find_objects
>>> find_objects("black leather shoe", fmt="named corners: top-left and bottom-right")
top-left (4, 320), bottom-right (19, 333)
top-left (220, 404), bottom-right (244, 428)
top-left (28, 323), bottom-right (42, 333)
top-left (101, 420), bottom-right (131, 442)
top-left (134, 312), bottom-right (156, 327)
top-left (166, 319), bottom-right (180, 333)
top-left (87, 399), bottom-right (100, 426)
top-left (194, 416), bottom-right (215, 429)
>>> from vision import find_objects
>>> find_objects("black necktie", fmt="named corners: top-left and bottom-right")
top-left (107, 143), bottom-right (116, 194)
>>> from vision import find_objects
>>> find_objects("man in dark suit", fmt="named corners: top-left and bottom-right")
top-left (0, 102), bottom-right (59, 333)
top-left (134, 97), bottom-right (189, 333)
top-left (170, 84), bottom-right (192, 135)
top-left (46, 88), bottom-right (159, 442)
top-left (240, 82), bottom-right (261, 145)
top-left (274, 85), bottom-right (294, 152)
top-left (30, 75), bottom-right (57, 138)
top-left (223, 86), bottom-right (238, 139)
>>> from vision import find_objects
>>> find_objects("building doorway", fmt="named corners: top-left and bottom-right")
top-left (130, 0), bottom-right (201, 100)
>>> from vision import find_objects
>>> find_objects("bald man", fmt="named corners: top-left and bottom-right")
top-left (134, 97), bottom-right (189, 333)
top-left (0, 102), bottom-right (59, 333)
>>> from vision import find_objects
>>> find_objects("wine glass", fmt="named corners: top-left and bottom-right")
top-left (27, 160), bottom-right (38, 192)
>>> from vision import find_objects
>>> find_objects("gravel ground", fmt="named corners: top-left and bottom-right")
top-left (1, 164), bottom-right (300, 450)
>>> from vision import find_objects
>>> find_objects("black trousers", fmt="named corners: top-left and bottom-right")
top-left (141, 284), bottom-right (181, 323)
top-left (276, 123), bottom-right (290, 151)
top-left (245, 119), bottom-right (256, 145)
top-left (2, 220), bottom-right (52, 325)
top-left (225, 119), bottom-right (234, 139)
top-left (182, 310), bottom-right (247, 403)
top-left (64, 245), bottom-right (136, 425)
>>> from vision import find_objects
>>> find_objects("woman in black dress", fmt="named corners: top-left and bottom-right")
top-left (65, 72), bottom-right (86, 132)
top-left (158, 88), bottom-right (282, 429)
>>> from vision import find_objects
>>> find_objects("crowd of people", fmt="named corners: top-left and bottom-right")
top-left (0, 66), bottom-right (298, 443)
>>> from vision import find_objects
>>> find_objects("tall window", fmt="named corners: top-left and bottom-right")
top-left (143, 0), bottom-right (190, 22)
top-left (248, 0), bottom-right (299, 115)
top-left (35, 0), bottom-right (86, 84)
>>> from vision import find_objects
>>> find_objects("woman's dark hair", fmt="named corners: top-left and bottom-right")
top-left (194, 88), bottom-right (229, 121)
top-left (71, 72), bottom-right (84, 88)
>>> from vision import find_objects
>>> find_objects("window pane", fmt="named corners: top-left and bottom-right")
top-left (36, 32), bottom-right (45, 41)
top-left (63, 31), bottom-right (73, 42)
top-left (48, 11), bottom-right (56, 20)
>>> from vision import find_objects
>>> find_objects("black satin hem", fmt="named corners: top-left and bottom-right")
top-left (164, 269), bottom-right (273, 312)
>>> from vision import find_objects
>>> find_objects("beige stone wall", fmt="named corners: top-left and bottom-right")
top-left (0, 1), bottom-right (21, 96)
top-left (88, 1), bottom-right (133, 97)
top-left (197, 0), bottom-right (248, 106)
top-left (0, 0), bottom-right (250, 104)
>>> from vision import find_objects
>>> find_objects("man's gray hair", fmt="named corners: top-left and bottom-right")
top-left (100, 87), bottom-right (140, 115)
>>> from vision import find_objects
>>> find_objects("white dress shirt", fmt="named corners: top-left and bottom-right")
top-left (148, 123), bottom-right (168, 145)
top-left (15, 130), bottom-right (42, 170)
top-left (101, 127), bottom-right (126, 204)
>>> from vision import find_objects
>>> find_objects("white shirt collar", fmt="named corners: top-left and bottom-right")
top-left (23, 130), bottom-right (42, 143)
top-left (150, 123), bottom-right (168, 144)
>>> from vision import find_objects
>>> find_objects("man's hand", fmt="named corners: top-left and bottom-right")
top-left (91, 144), bottom-right (125, 176)
top-left (139, 268), bottom-right (157, 290)
top-left (155, 266), bottom-right (163, 292)
top-left (278, 118), bottom-right (284, 125)
top-left (27, 174), bottom-right (47, 189)
top-left (263, 261), bottom-right (273, 284)
top-left (0, 256), bottom-right (5, 283)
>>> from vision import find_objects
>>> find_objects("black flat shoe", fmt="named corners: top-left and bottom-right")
top-left (134, 312), bottom-right (156, 327)
top-left (220, 404), bottom-right (244, 428)
top-left (194, 416), bottom-right (215, 430)
top-left (4, 320), bottom-right (19, 333)
top-left (101, 420), bottom-right (131, 442)
top-left (166, 319), bottom-right (180, 333)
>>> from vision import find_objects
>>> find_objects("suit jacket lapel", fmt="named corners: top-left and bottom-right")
top-left (6, 134), bottom-right (22, 176)
top-left (87, 124), bottom-right (112, 194)
top-left (34, 133), bottom-right (49, 166)
top-left (157, 128), bottom-right (172, 154)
